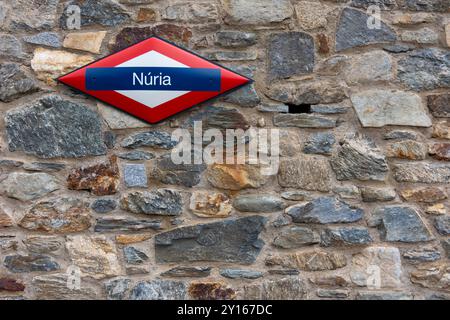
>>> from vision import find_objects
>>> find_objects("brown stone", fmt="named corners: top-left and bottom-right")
top-left (67, 156), bottom-right (119, 196)
top-left (206, 164), bottom-right (270, 190)
top-left (115, 234), bottom-right (152, 245)
top-left (429, 143), bottom-right (450, 161)
top-left (432, 121), bottom-right (450, 139)
top-left (189, 191), bottom-right (232, 218)
top-left (400, 187), bottom-right (447, 203)
top-left (265, 251), bottom-right (347, 271)
top-left (0, 278), bottom-right (25, 292)
top-left (136, 8), bottom-right (157, 22)
top-left (188, 282), bottom-right (236, 300)
top-left (19, 198), bottom-right (91, 234)
top-left (317, 33), bottom-right (330, 55)
top-left (386, 140), bottom-right (427, 160)
top-left (112, 25), bottom-right (192, 52)
top-left (410, 263), bottom-right (450, 292)
top-left (427, 93), bottom-right (450, 117)
top-left (0, 210), bottom-right (13, 228)
top-left (63, 31), bottom-right (107, 54)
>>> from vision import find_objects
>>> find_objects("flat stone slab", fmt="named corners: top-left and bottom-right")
top-left (155, 216), bottom-right (266, 264)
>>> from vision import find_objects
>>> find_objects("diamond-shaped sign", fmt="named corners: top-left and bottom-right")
top-left (58, 37), bottom-right (252, 123)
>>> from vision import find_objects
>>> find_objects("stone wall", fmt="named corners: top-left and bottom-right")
top-left (0, 0), bottom-right (449, 300)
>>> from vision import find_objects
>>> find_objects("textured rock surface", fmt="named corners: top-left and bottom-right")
top-left (278, 157), bottom-right (332, 191)
top-left (19, 198), bottom-right (91, 234)
top-left (23, 32), bottom-right (61, 48)
top-left (0, 210), bottom-right (14, 228)
top-left (351, 247), bottom-right (402, 288)
top-left (222, 0), bottom-right (293, 25)
top-left (233, 194), bottom-right (286, 213)
top-left (66, 235), bottom-right (122, 279)
top-left (95, 218), bottom-right (161, 232)
top-left (111, 24), bottom-right (192, 52)
top-left (161, 266), bottom-right (211, 278)
top-left (190, 191), bottom-right (232, 218)
top-left (273, 226), bottom-right (320, 248)
top-left (63, 31), bottom-right (107, 54)
top-left (398, 49), bottom-right (450, 91)
top-left (0, 172), bottom-right (59, 201)
top-left (6, 96), bottom-right (106, 158)
top-left (23, 236), bottom-right (61, 254)
top-left (0, 63), bottom-right (38, 102)
top-left (123, 163), bottom-right (148, 188)
top-left (266, 251), bottom-right (347, 271)
top-left (331, 135), bottom-right (388, 181)
top-left (9, 0), bottom-right (58, 30)
top-left (206, 164), bottom-right (270, 190)
top-left (286, 197), bottom-right (364, 224)
top-left (351, 90), bottom-right (431, 127)
top-left (121, 131), bottom-right (177, 149)
top-left (155, 216), bottom-right (266, 264)
top-left (336, 8), bottom-right (396, 51)
top-left (241, 278), bottom-right (306, 300)
top-left (98, 104), bottom-right (151, 130)
top-left (120, 189), bottom-right (183, 216)
top-left (67, 157), bottom-right (119, 195)
top-left (268, 80), bottom-right (348, 105)
top-left (188, 281), bottom-right (236, 300)
top-left (33, 274), bottom-right (97, 300)
top-left (393, 163), bottom-right (450, 183)
top-left (60, 0), bottom-right (130, 28)
top-left (372, 206), bottom-right (434, 242)
top-left (268, 32), bottom-right (314, 79)
top-left (303, 132), bottom-right (335, 155)
top-left (360, 187), bottom-right (396, 202)
top-left (151, 154), bottom-right (206, 187)
top-left (4, 254), bottom-right (60, 273)
top-left (321, 227), bottom-right (373, 247)
top-left (386, 140), bottom-right (427, 160)
top-left (344, 51), bottom-right (393, 84)
top-left (2, 0), bottom-right (450, 301)
top-left (31, 48), bottom-right (93, 85)
top-left (130, 280), bottom-right (186, 300)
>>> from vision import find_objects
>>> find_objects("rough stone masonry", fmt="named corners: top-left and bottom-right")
top-left (0, 0), bottom-right (449, 300)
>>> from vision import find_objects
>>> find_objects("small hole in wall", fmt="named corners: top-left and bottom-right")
top-left (287, 104), bottom-right (312, 114)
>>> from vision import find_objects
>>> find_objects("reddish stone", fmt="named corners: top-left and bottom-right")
top-left (136, 8), bottom-right (156, 23)
top-left (0, 210), bottom-right (14, 228)
top-left (188, 282), bottom-right (236, 300)
top-left (111, 24), bottom-right (192, 52)
top-left (317, 34), bottom-right (330, 55)
top-left (429, 143), bottom-right (450, 161)
top-left (0, 278), bottom-right (25, 292)
top-left (67, 156), bottom-right (119, 196)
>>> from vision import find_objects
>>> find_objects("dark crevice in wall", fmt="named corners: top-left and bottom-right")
top-left (287, 104), bottom-right (311, 114)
